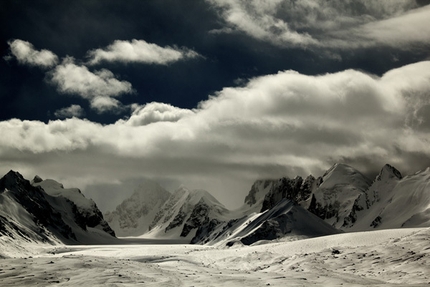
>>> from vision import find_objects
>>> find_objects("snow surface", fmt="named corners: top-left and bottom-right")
top-left (0, 228), bottom-right (429, 286)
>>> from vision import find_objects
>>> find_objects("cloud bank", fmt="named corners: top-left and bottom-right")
top-left (1, 61), bottom-right (430, 207)
top-left (87, 39), bottom-right (201, 65)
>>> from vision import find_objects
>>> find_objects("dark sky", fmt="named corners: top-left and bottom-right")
top-left (1, 0), bottom-right (430, 210)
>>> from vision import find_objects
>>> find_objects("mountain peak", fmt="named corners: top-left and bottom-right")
top-left (375, 164), bottom-right (402, 181)
top-left (32, 175), bottom-right (43, 184)
top-left (323, 163), bottom-right (355, 177)
top-left (320, 163), bottom-right (372, 190)
top-left (0, 170), bottom-right (28, 191)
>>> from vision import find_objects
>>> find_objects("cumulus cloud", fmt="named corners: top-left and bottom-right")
top-left (87, 39), bottom-right (201, 65)
top-left (1, 61), bottom-right (430, 207)
top-left (207, 0), bottom-right (430, 49)
top-left (48, 57), bottom-right (134, 113)
top-left (5, 39), bottom-right (59, 68)
top-left (120, 102), bottom-right (195, 126)
top-left (54, 104), bottom-right (85, 119)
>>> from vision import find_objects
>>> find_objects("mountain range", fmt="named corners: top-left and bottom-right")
top-left (105, 163), bottom-right (430, 246)
top-left (1, 162), bottom-right (430, 250)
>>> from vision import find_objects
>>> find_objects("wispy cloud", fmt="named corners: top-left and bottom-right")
top-left (5, 39), bottom-right (59, 68)
top-left (1, 61), bottom-right (430, 206)
top-left (207, 0), bottom-right (430, 50)
top-left (54, 104), bottom-right (85, 119)
top-left (48, 57), bottom-right (134, 113)
top-left (87, 39), bottom-right (201, 65)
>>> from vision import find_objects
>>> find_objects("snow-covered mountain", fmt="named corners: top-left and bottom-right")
top-left (243, 163), bottom-right (430, 233)
top-left (351, 165), bottom-right (430, 230)
top-left (0, 170), bottom-right (116, 252)
top-left (32, 175), bottom-right (116, 243)
top-left (307, 163), bottom-right (373, 229)
top-left (5, 161), bottom-right (428, 249)
top-left (146, 186), bottom-right (229, 240)
top-left (104, 180), bottom-right (170, 237)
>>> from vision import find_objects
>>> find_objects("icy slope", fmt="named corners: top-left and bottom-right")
top-left (146, 186), bottom-right (229, 239)
top-left (104, 180), bottom-right (170, 237)
top-left (32, 176), bottom-right (116, 243)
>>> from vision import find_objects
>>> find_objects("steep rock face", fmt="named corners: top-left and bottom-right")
top-left (261, 175), bottom-right (317, 212)
top-left (0, 171), bottom-right (76, 243)
top-left (147, 187), bottom-right (228, 239)
top-left (244, 180), bottom-right (277, 207)
top-left (308, 164), bottom-right (372, 229)
top-left (105, 180), bottom-right (170, 237)
top-left (33, 178), bottom-right (115, 240)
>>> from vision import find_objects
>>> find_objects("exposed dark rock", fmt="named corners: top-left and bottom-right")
top-left (181, 198), bottom-right (211, 237)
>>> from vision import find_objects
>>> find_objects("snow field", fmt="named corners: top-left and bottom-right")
top-left (1, 227), bottom-right (429, 286)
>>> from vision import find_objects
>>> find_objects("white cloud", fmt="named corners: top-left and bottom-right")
top-left (49, 57), bottom-right (134, 113)
top-left (1, 61), bottom-right (430, 208)
top-left (87, 39), bottom-right (201, 65)
top-left (207, 0), bottom-right (430, 49)
top-left (54, 104), bottom-right (85, 119)
top-left (6, 39), bottom-right (59, 68)
top-left (120, 102), bottom-right (195, 126)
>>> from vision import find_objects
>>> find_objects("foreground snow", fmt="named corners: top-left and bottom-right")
top-left (1, 228), bottom-right (430, 286)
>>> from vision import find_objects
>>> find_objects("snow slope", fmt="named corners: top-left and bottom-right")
top-left (351, 165), bottom-right (430, 231)
top-left (0, 189), bottom-right (63, 258)
top-left (0, 171), bottom-right (77, 246)
top-left (104, 180), bottom-right (170, 237)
